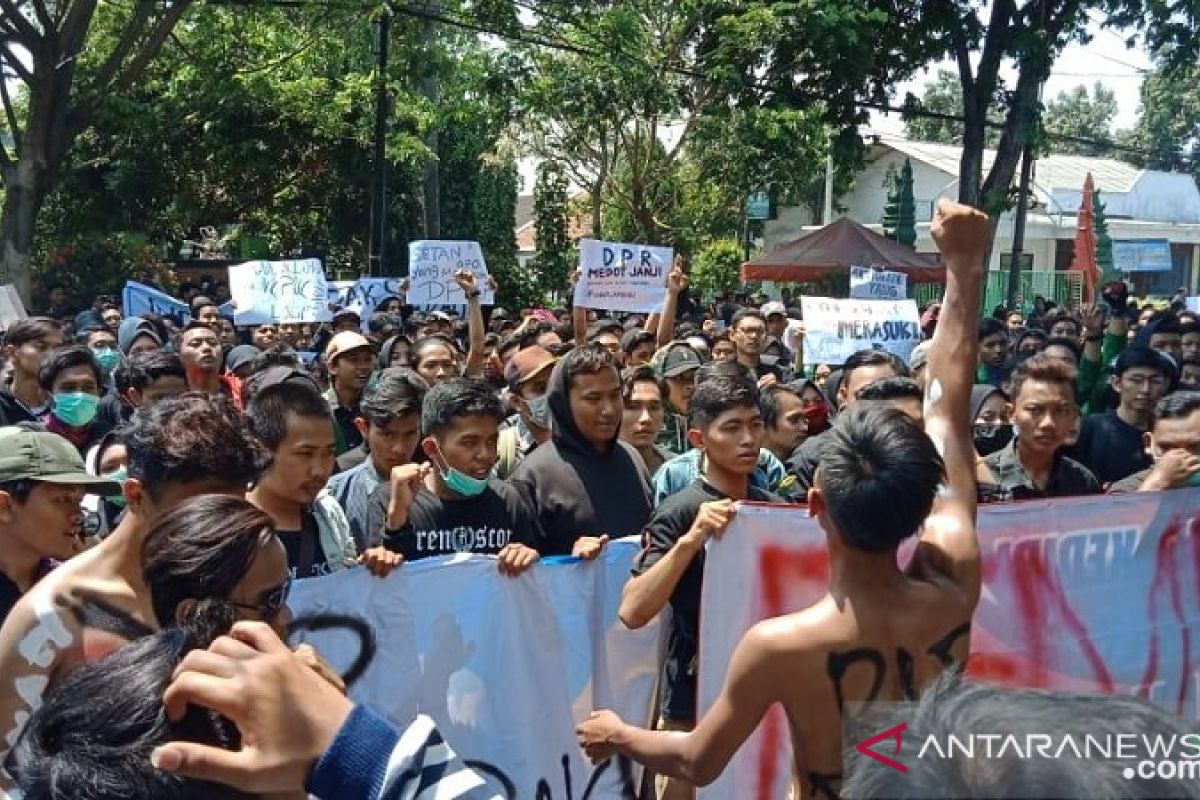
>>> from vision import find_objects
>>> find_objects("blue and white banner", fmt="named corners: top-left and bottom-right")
top-left (344, 277), bottom-right (406, 331)
top-left (289, 539), bottom-right (662, 799)
top-left (122, 281), bottom-right (191, 321)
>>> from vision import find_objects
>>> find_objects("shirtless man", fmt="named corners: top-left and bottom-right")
top-left (0, 393), bottom-right (259, 784)
top-left (576, 199), bottom-right (987, 798)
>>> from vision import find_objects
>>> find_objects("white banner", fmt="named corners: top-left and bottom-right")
top-left (289, 539), bottom-right (662, 799)
top-left (574, 239), bottom-right (673, 313)
top-left (227, 259), bottom-right (331, 325)
top-left (849, 265), bottom-right (907, 300)
top-left (0, 285), bottom-right (27, 327)
top-left (799, 296), bottom-right (921, 366)
top-left (406, 241), bottom-right (493, 309)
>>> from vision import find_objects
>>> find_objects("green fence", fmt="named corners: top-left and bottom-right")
top-left (911, 271), bottom-right (1083, 313)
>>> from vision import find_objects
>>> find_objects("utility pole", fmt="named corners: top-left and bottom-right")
top-left (368, 8), bottom-right (391, 277)
top-left (1008, 1), bottom-right (1048, 313)
top-left (420, 0), bottom-right (441, 238)
top-left (823, 147), bottom-right (834, 226)
top-left (1006, 141), bottom-right (1034, 312)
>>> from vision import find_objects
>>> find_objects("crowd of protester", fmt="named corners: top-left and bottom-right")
top-left (0, 228), bottom-right (1198, 800)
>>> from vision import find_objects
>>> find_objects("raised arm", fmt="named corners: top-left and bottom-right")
top-left (453, 270), bottom-right (486, 378)
top-left (655, 257), bottom-right (687, 349)
top-left (570, 268), bottom-right (588, 347)
top-left (913, 200), bottom-right (988, 597)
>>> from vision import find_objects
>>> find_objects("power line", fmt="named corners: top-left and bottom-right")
top-left (200, 0), bottom-right (1195, 168)
top-left (389, 1), bottom-right (1194, 166)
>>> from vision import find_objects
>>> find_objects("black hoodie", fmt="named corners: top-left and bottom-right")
top-left (509, 359), bottom-right (653, 556)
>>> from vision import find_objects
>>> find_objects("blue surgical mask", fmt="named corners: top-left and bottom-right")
top-left (526, 394), bottom-right (551, 430)
top-left (94, 348), bottom-right (121, 374)
top-left (103, 466), bottom-right (128, 507)
top-left (53, 392), bottom-right (100, 427)
top-left (432, 443), bottom-right (491, 497)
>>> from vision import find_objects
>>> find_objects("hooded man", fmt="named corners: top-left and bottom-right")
top-left (509, 344), bottom-right (653, 558)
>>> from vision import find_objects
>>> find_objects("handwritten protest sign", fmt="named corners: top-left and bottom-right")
top-left (345, 277), bottom-right (405, 328)
top-left (699, 491), bottom-right (1200, 799)
top-left (326, 280), bottom-right (356, 309)
top-left (227, 259), bottom-right (331, 325)
top-left (290, 539), bottom-right (661, 799)
top-left (405, 241), bottom-right (493, 309)
top-left (122, 281), bottom-right (191, 322)
top-left (799, 295), bottom-right (921, 366)
top-left (0, 285), bottom-right (27, 327)
top-left (574, 238), bottom-right (673, 314)
top-left (849, 265), bottom-right (908, 299)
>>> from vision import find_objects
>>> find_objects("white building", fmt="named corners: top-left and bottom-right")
top-left (766, 137), bottom-right (1200, 296)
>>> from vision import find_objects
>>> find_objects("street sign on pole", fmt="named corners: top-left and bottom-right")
top-left (746, 190), bottom-right (771, 220)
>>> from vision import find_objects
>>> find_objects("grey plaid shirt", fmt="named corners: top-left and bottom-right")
top-left (325, 458), bottom-right (386, 550)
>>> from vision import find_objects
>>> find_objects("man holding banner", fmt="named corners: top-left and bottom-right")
top-left (578, 199), bottom-right (989, 798)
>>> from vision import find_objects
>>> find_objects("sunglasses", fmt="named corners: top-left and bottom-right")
top-left (231, 576), bottom-right (292, 621)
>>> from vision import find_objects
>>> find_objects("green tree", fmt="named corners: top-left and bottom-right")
top-left (902, 2), bottom-right (1198, 223)
top-left (1042, 83), bottom-right (1118, 156)
top-left (33, 3), bottom-right (434, 283)
top-left (883, 158), bottom-right (917, 247)
top-left (1125, 56), bottom-right (1200, 187)
top-left (904, 69), bottom-right (1002, 146)
top-left (531, 160), bottom-right (573, 298)
top-left (678, 105), bottom-right (853, 251)
top-left (474, 152), bottom-right (527, 309)
top-left (518, 2), bottom-right (716, 244)
top-left (0, 0), bottom-right (193, 302)
top-left (689, 238), bottom-right (745, 300)
top-left (1094, 189), bottom-right (1116, 281)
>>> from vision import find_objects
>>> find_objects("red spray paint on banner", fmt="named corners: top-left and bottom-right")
top-left (754, 546), bottom-right (829, 800)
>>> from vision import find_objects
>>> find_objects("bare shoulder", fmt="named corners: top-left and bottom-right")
top-left (743, 600), bottom-right (848, 673)
top-left (910, 501), bottom-right (981, 607)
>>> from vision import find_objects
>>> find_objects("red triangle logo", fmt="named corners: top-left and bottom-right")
top-left (855, 722), bottom-right (909, 773)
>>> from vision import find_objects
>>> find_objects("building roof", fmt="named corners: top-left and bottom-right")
top-left (874, 137), bottom-right (1200, 225)
top-left (878, 137), bottom-right (1142, 193)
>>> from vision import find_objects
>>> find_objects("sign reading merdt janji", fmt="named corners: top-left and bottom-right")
top-left (573, 238), bottom-right (674, 314)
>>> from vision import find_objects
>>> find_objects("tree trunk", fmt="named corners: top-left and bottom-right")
top-left (0, 160), bottom-right (46, 307)
top-left (957, 84), bottom-right (986, 207)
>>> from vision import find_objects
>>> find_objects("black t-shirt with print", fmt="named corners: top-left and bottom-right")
top-left (369, 480), bottom-right (541, 561)
top-left (631, 478), bottom-right (776, 723)
top-left (278, 508), bottom-right (331, 579)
